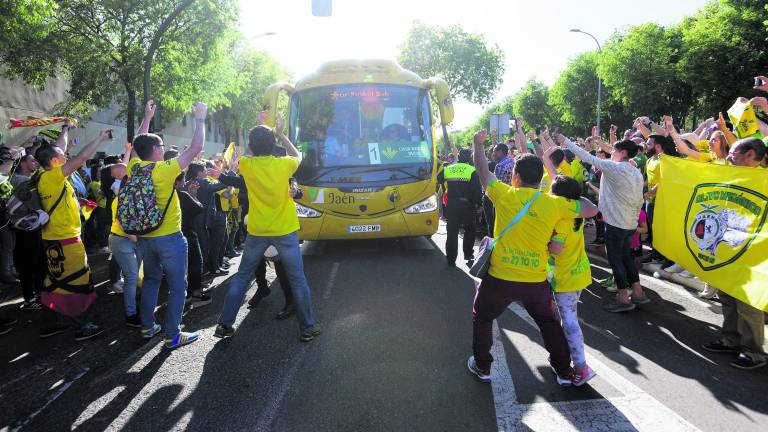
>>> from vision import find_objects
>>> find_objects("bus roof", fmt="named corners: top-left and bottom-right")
top-left (294, 59), bottom-right (425, 91)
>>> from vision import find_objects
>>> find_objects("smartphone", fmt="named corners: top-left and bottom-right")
top-left (756, 78), bottom-right (764, 87)
top-left (107, 130), bottom-right (113, 139)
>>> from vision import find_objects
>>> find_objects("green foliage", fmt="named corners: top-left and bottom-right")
top-left (0, 0), bottom-right (242, 135)
top-left (512, 79), bottom-right (554, 131)
top-left (398, 21), bottom-right (506, 105)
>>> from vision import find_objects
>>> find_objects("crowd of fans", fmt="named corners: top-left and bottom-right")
top-left (439, 74), bottom-right (768, 385)
top-left (0, 100), bottom-right (319, 347)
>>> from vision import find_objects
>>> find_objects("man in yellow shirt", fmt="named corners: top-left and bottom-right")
top-left (466, 130), bottom-right (598, 385)
top-left (216, 119), bottom-right (320, 342)
top-left (128, 101), bottom-right (207, 350)
top-left (35, 127), bottom-right (112, 341)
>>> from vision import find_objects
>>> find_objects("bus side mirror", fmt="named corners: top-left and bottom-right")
top-left (262, 83), bottom-right (295, 128)
top-left (425, 78), bottom-right (454, 125)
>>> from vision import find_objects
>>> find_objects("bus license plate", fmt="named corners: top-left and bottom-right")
top-left (348, 224), bottom-right (381, 233)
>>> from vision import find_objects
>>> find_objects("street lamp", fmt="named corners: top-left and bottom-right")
top-left (570, 28), bottom-right (602, 135)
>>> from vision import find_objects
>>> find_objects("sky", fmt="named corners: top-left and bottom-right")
top-left (239, 0), bottom-right (710, 130)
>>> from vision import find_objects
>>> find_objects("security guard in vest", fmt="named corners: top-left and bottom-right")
top-left (437, 149), bottom-right (482, 267)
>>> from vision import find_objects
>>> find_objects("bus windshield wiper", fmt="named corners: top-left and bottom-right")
top-left (353, 166), bottom-right (426, 181)
top-left (305, 164), bottom-right (370, 184)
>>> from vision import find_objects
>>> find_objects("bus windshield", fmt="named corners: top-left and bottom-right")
top-left (289, 84), bottom-right (433, 185)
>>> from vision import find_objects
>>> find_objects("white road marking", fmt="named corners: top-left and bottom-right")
top-left (12, 368), bottom-right (89, 432)
top-left (253, 345), bottom-right (308, 432)
top-left (323, 262), bottom-right (340, 300)
top-left (501, 303), bottom-right (701, 431)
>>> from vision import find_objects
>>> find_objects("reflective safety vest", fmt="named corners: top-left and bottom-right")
top-left (443, 162), bottom-right (475, 182)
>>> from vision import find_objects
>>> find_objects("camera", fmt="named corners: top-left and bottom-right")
top-left (756, 78), bottom-right (764, 87)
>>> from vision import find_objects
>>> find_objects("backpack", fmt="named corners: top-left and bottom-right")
top-left (116, 162), bottom-right (175, 235)
top-left (6, 171), bottom-right (66, 231)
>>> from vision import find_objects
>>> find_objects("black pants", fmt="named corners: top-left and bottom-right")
top-left (12, 229), bottom-right (44, 302)
top-left (482, 195), bottom-right (495, 237)
top-left (645, 202), bottom-right (668, 261)
top-left (446, 203), bottom-right (476, 263)
top-left (183, 229), bottom-right (203, 296)
top-left (206, 218), bottom-right (227, 272)
top-left (255, 259), bottom-right (294, 306)
top-left (605, 224), bottom-right (640, 290)
top-left (594, 215), bottom-right (605, 241)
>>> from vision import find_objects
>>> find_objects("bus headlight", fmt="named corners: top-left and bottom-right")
top-left (404, 196), bottom-right (438, 214)
top-left (296, 203), bottom-right (322, 218)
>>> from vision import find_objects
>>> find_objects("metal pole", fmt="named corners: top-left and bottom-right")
top-left (571, 29), bottom-right (602, 135)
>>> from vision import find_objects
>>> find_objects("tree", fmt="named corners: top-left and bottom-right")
top-left (598, 23), bottom-right (692, 123)
top-left (678, 0), bottom-right (768, 122)
top-left (220, 50), bottom-right (290, 143)
top-left (398, 21), bottom-right (506, 105)
top-left (512, 79), bottom-right (555, 131)
top-left (0, 0), bottom-right (241, 140)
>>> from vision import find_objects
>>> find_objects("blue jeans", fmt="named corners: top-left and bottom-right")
top-left (138, 232), bottom-right (188, 339)
top-left (218, 232), bottom-right (317, 331)
top-left (108, 234), bottom-right (142, 316)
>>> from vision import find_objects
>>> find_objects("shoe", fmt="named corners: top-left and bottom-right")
top-left (74, 323), bottom-right (104, 341)
top-left (640, 255), bottom-right (654, 264)
top-left (572, 364), bottom-right (597, 386)
top-left (729, 353), bottom-right (767, 370)
top-left (701, 340), bottom-right (739, 353)
top-left (163, 331), bottom-right (200, 349)
top-left (664, 263), bottom-right (685, 274)
top-left (126, 314), bottom-right (142, 328)
top-left (604, 299), bottom-right (636, 313)
top-left (40, 322), bottom-right (69, 338)
top-left (248, 287), bottom-right (272, 308)
top-left (699, 284), bottom-right (717, 299)
top-left (21, 298), bottom-right (43, 311)
top-left (446, 259), bottom-right (456, 268)
top-left (467, 355), bottom-right (492, 383)
top-left (111, 280), bottom-right (124, 293)
top-left (632, 294), bottom-right (651, 305)
top-left (213, 324), bottom-right (235, 339)
top-left (188, 293), bottom-right (212, 307)
top-left (466, 259), bottom-right (475, 268)
top-left (605, 284), bottom-right (618, 293)
top-left (551, 366), bottom-right (573, 386)
top-left (221, 262), bottom-right (231, 270)
top-left (141, 323), bottom-right (163, 339)
top-left (300, 324), bottom-right (322, 342)
top-left (276, 303), bottom-right (296, 320)
top-left (679, 270), bottom-right (694, 278)
top-left (599, 276), bottom-right (614, 288)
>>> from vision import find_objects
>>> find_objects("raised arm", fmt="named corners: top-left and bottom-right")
top-left (557, 134), bottom-right (601, 168)
top-left (56, 120), bottom-right (74, 152)
top-left (609, 124), bottom-right (618, 146)
top-left (754, 75), bottom-right (768, 93)
top-left (596, 135), bottom-right (613, 154)
top-left (716, 112), bottom-right (738, 145)
top-left (177, 102), bottom-right (207, 170)
top-left (122, 142), bottom-right (133, 165)
top-left (542, 146), bottom-right (558, 181)
top-left (472, 130), bottom-right (495, 186)
top-left (275, 118), bottom-right (302, 161)
top-left (137, 100), bottom-right (156, 136)
top-left (514, 116), bottom-right (527, 154)
top-left (62, 129), bottom-right (111, 177)
top-left (664, 115), bottom-right (700, 159)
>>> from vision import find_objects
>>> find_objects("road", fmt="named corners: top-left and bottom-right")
top-left (1, 223), bottom-right (767, 431)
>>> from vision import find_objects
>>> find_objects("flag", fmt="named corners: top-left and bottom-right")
top-left (727, 98), bottom-right (763, 139)
top-left (654, 156), bottom-right (768, 311)
top-left (78, 198), bottom-right (97, 222)
top-left (8, 116), bottom-right (77, 129)
top-left (223, 142), bottom-right (235, 165)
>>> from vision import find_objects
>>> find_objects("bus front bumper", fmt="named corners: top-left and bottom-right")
top-left (298, 210), bottom-right (439, 241)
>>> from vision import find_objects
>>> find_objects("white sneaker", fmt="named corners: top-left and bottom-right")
top-left (664, 263), bottom-right (685, 274)
top-left (699, 283), bottom-right (717, 299)
top-left (111, 280), bottom-right (124, 293)
top-left (679, 270), bottom-right (694, 278)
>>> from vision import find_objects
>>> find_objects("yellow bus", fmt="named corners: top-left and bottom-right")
top-left (262, 59), bottom-right (454, 240)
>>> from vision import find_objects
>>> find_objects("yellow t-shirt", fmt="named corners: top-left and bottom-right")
top-left (486, 179), bottom-right (581, 282)
top-left (698, 152), bottom-right (728, 165)
top-left (110, 199), bottom-right (127, 237)
top-left (37, 166), bottom-right (81, 240)
top-left (550, 220), bottom-right (592, 292)
top-left (645, 155), bottom-right (661, 202)
top-left (127, 157), bottom-right (182, 237)
top-left (90, 181), bottom-right (106, 208)
top-left (240, 156), bottom-right (300, 237)
top-left (541, 160), bottom-right (573, 190)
